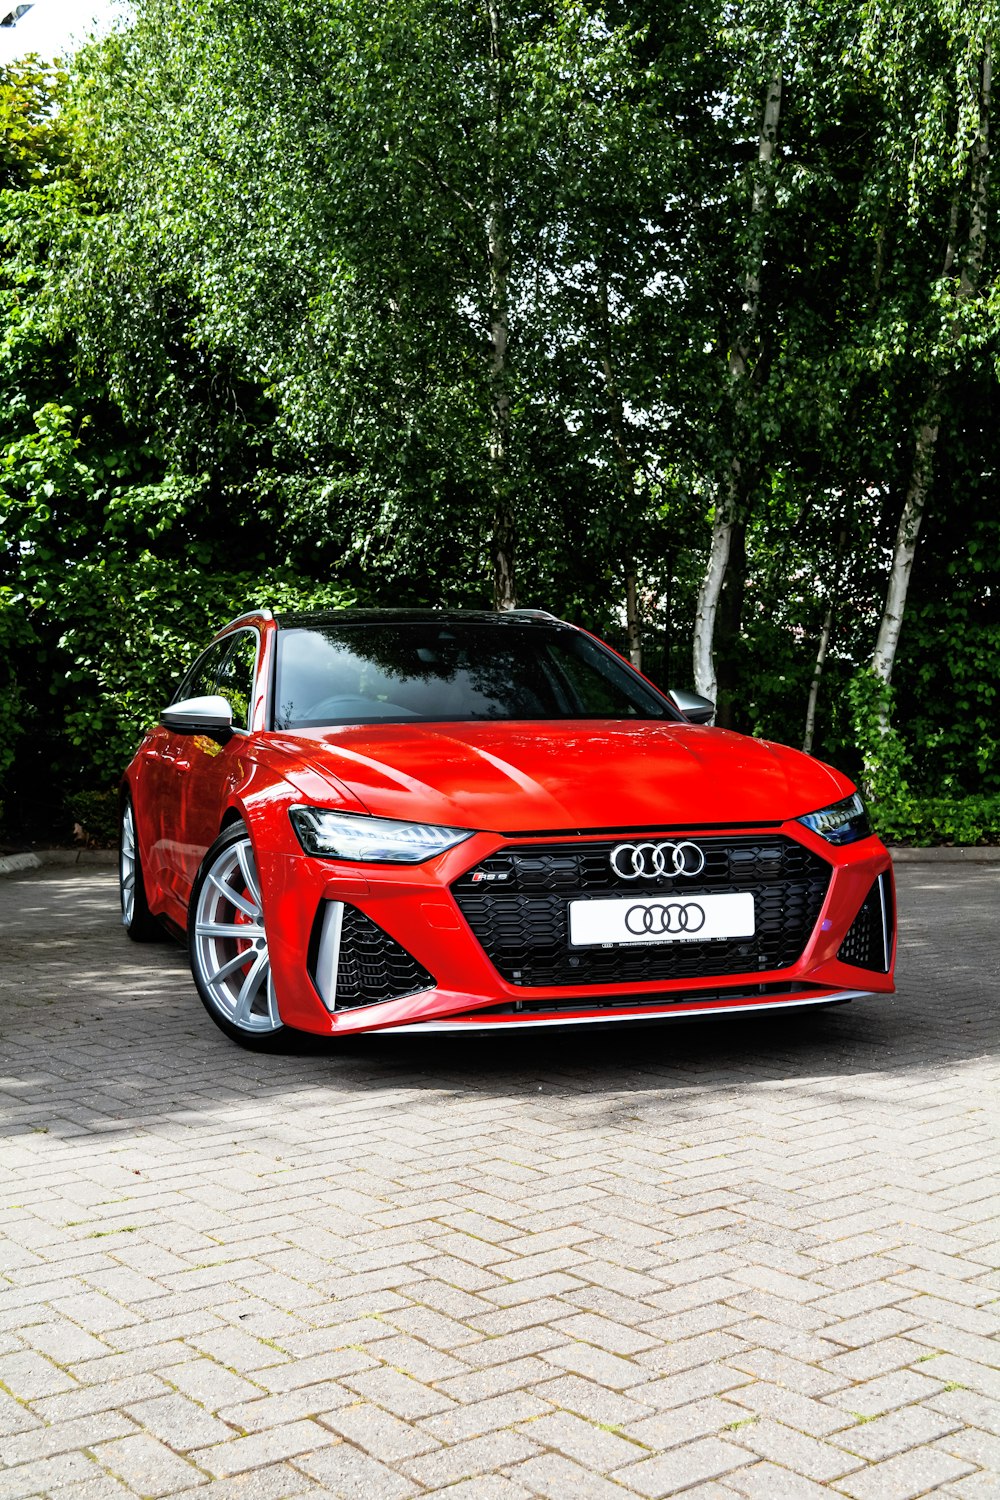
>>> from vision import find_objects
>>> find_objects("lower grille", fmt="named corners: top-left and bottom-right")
top-left (452, 835), bottom-right (831, 987)
top-left (311, 902), bottom-right (435, 1009)
top-left (838, 873), bottom-right (894, 972)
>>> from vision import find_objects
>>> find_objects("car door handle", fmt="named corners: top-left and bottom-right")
top-left (161, 750), bottom-right (192, 771)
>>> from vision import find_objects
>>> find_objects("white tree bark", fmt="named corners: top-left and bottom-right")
top-left (802, 529), bottom-right (846, 753)
top-left (692, 68), bottom-right (781, 701)
top-left (597, 274), bottom-right (643, 670)
top-left (485, 0), bottom-right (515, 610)
top-left (871, 43), bottom-right (990, 690)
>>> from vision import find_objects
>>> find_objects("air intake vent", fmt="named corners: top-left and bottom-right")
top-left (311, 902), bottom-right (435, 1010)
top-left (838, 873), bottom-right (894, 973)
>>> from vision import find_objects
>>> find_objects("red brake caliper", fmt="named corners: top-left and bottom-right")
top-left (232, 889), bottom-right (255, 975)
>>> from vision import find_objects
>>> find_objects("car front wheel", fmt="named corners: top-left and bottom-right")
top-left (189, 823), bottom-right (286, 1047)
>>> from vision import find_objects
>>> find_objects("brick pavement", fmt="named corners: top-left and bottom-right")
top-left (0, 863), bottom-right (997, 1499)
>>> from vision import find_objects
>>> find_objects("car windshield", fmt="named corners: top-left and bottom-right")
top-left (273, 621), bottom-right (677, 728)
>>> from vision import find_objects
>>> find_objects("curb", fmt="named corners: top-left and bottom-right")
top-left (0, 849), bottom-right (118, 876)
top-left (887, 846), bottom-right (1000, 862)
top-left (0, 852), bottom-right (42, 876)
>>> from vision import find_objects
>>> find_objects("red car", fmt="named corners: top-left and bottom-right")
top-left (120, 609), bottom-right (895, 1047)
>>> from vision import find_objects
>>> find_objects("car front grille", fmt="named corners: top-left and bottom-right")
top-left (838, 872), bottom-right (894, 972)
top-left (451, 835), bottom-right (831, 988)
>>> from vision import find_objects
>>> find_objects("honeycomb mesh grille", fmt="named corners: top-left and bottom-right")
top-left (334, 906), bottom-right (435, 1009)
top-left (838, 874), bottom-right (893, 972)
top-left (452, 836), bottom-right (831, 988)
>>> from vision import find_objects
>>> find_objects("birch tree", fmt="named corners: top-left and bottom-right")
top-left (864, 4), bottom-right (996, 703)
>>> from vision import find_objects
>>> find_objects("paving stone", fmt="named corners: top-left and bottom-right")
top-left (165, 1463), bottom-right (323, 1500)
top-left (0, 1349), bottom-right (78, 1400)
top-left (541, 1341), bottom-right (646, 1389)
top-left (613, 1436), bottom-right (749, 1497)
top-left (418, 1389), bottom-right (555, 1444)
top-left (294, 1440), bottom-right (420, 1497)
top-left (835, 1446), bottom-right (978, 1499)
top-left (508, 1451), bottom-right (639, 1500)
top-left (0, 1411), bottom-right (137, 1467)
top-left (723, 1461), bottom-right (843, 1498)
top-left (321, 1400), bottom-right (439, 1461)
top-left (164, 1358), bottom-right (265, 1409)
top-left (826, 1366), bottom-right (945, 1418)
top-left (533, 1373), bottom-right (653, 1428)
top-left (730, 1417), bottom-right (864, 1482)
top-left (402, 1428), bottom-right (540, 1487)
top-left (516, 1408), bottom-right (647, 1470)
top-left (93, 1434), bottom-right (205, 1496)
top-left (834, 1401), bottom-right (962, 1461)
top-left (190, 1419), bottom-right (340, 1475)
top-left (0, 1451), bottom-right (100, 1499)
top-left (124, 1391), bottom-right (237, 1449)
top-left (2, 864), bottom-right (999, 1500)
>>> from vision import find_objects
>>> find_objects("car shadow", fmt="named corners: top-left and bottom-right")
top-left (0, 864), bottom-right (996, 1142)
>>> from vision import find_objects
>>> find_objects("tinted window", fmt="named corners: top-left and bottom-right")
top-left (216, 631), bottom-right (259, 731)
top-left (273, 622), bottom-right (675, 728)
top-left (172, 639), bottom-right (229, 706)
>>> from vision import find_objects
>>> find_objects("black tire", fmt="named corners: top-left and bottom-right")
top-left (120, 799), bottom-right (162, 943)
top-left (188, 822), bottom-right (289, 1049)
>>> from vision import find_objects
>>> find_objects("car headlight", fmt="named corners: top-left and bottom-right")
top-left (289, 807), bottom-right (473, 863)
top-left (797, 791), bottom-right (872, 846)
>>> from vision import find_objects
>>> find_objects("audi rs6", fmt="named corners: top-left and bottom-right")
top-left (119, 608), bottom-right (896, 1046)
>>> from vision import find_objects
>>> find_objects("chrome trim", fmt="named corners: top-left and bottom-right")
top-left (877, 872), bottom-right (891, 973)
top-left (315, 900), bottom-right (344, 1010)
top-left (371, 990), bottom-right (877, 1032)
top-left (223, 609), bottom-right (273, 629)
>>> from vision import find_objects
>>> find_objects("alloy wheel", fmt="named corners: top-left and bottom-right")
top-left (191, 833), bottom-right (282, 1034)
top-left (120, 802), bottom-right (138, 928)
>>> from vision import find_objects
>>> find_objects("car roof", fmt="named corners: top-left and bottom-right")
top-left (270, 608), bottom-right (569, 629)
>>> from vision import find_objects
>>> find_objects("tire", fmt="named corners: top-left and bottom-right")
top-left (188, 822), bottom-right (287, 1048)
top-left (120, 799), bottom-right (162, 943)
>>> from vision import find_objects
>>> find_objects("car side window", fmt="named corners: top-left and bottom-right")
top-left (216, 631), bottom-right (259, 731)
top-left (171, 640), bottom-right (229, 707)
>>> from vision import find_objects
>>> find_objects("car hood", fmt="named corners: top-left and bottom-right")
top-left (276, 721), bottom-right (851, 832)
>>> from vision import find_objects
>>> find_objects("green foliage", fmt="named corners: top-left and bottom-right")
top-left (56, 556), bottom-right (353, 786)
top-left (65, 787), bottom-right (118, 846)
top-left (872, 795), bottom-right (1000, 846)
top-left (1, 7), bottom-right (999, 840)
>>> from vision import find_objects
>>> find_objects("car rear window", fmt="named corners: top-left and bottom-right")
top-left (273, 622), bottom-right (677, 728)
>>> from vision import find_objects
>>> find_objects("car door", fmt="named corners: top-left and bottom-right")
top-left (138, 638), bottom-right (231, 907)
top-left (171, 627), bottom-right (263, 903)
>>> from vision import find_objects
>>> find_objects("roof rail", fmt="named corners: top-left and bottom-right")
top-left (222, 609), bottom-right (274, 629)
top-left (506, 608), bottom-right (562, 621)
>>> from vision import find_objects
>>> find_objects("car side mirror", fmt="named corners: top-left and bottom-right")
top-left (160, 695), bottom-right (234, 738)
top-left (668, 689), bottom-right (716, 725)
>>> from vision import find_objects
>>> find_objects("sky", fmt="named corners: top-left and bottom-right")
top-left (0, 0), bottom-right (128, 64)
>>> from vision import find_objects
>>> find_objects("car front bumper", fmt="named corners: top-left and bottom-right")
top-left (258, 821), bottom-right (895, 1036)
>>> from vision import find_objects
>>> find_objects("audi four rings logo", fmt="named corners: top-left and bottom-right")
top-left (610, 840), bottom-right (706, 880)
top-left (625, 902), bottom-right (706, 936)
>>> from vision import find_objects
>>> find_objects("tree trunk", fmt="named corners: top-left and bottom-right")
top-left (597, 270), bottom-right (642, 670)
top-left (692, 67), bottom-right (781, 702)
top-left (485, 0), bottom-right (515, 610)
top-left (871, 394), bottom-right (941, 688)
top-left (713, 516), bottom-right (746, 728)
top-left (625, 570), bottom-right (641, 669)
top-left (871, 43), bottom-right (990, 691)
top-left (802, 529), bottom-right (847, 753)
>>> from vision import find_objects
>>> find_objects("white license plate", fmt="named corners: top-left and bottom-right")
top-left (569, 892), bottom-right (755, 947)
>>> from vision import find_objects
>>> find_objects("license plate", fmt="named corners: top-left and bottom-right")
top-left (568, 892), bottom-right (755, 947)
